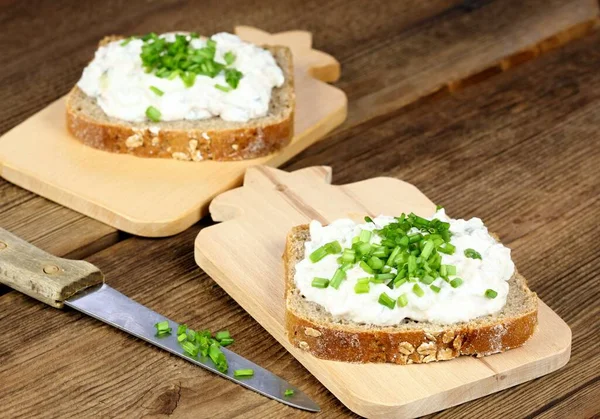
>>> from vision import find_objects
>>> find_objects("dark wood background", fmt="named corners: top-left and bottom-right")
top-left (1, 0), bottom-right (599, 417)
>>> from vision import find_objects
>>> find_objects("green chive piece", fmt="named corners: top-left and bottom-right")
top-left (354, 281), bottom-right (370, 294)
top-left (224, 51), bottom-right (236, 65)
top-left (177, 333), bottom-right (187, 343)
top-left (397, 293), bottom-right (409, 307)
top-left (181, 341), bottom-right (199, 357)
top-left (485, 289), bottom-right (498, 299)
top-left (215, 84), bottom-right (232, 92)
top-left (420, 275), bottom-right (435, 285)
top-left (465, 248), bottom-right (482, 260)
top-left (154, 321), bottom-right (171, 335)
top-left (446, 265), bottom-right (457, 276)
top-left (177, 324), bottom-right (188, 335)
top-left (329, 269), bottom-right (346, 289)
top-left (209, 343), bottom-right (228, 373)
top-left (215, 330), bottom-right (230, 341)
top-left (368, 256), bottom-right (384, 270)
top-left (233, 369), bottom-right (254, 377)
top-left (356, 242), bottom-right (372, 255)
top-left (420, 240), bottom-right (435, 260)
top-left (394, 277), bottom-right (407, 288)
top-left (412, 283), bottom-right (425, 297)
top-left (219, 337), bottom-right (234, 346)
top-left (364, 216), bottom-right (374, 224)
top-left (408, 254), bottom-right (417, 275)
top-left (120, 36), bottom-right (135, 46)
top-left (311, 277), bottom-right (329, 288)
top-left (325, 241), bottom-right (342, 254)
top-left (341, 249), bottom-right (356, 263)
top-left (430, 284), bottom-right (441, 293)
top-left (359, 229), bottom-right (372, 243)
top-left (438, 243), bottom-right (456, 255)
top-left (378, 292), bottom-right (396, 309)
top-left (145, 106), bottom-right (161, 122)
top-left (149, 85), bottom-right (164, 96)
top-left (357, 277), bottom-right (372, 284)
top-left (436, 204), bottom-right (444, 211)
top-left (284, 389), bottom-right (294, 397)
top-left (359, 260), bottom-right (374, 274)
top-left (450, 278), bottom-right (464, 288)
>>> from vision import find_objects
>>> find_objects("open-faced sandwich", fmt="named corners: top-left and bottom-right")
top-left (67, 32), bottom-right (294, 161)
top-left (284, 208), bottom-right (538, 364)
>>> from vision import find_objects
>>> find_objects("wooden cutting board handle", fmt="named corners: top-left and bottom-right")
top-left (0, 228), bottom-right (104, 308)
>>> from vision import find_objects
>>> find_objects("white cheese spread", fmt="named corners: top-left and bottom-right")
top-left (77, 32), bottom-right (284, 122)
top-left (293, 209), bottom-right (515, 325)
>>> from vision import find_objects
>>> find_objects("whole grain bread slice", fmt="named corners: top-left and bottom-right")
top-left (66, 36), bottom-right (294, 161)
top-left (284, 224), bottom-right (538, 364)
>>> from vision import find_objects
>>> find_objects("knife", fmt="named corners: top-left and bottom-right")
top-left (0, 228), bottom-right (319, 412)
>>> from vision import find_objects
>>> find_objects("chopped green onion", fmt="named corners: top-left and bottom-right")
top-left (359, 229), bottom-right (372, 243)
top-left (420, 240), bottom-right (435, 260)
top-left (209, 343), bottom-right (228, 373)
top-left (430, 284), bottom-right (441, 293)
top-left (215, 330), bottom-right (231, 341)
top-left (394, 277), bottom-right (407, 288)
top-left (356, 242), bottom-right (372, 255)
top-left (284, 389), bottom-right (294, 397)
top-left (357, 277), bottom-right (372, 284)
top-left (354, 281), bottom-right (370, 294)
top-left (445, 265), bottom-right (457, 276)
top-left (438, 243), bottom-right (456, 255)
top-left (465, 248), bottom-right (482, 260)
top-left (387, 246), bottom-right (401, 266)
top-left (364, 216), bottom-right (374, 224)
top-left (329, 269), bottom-right (346, 289)
top-left (233, 369), bottom-right (254, 377)
top-left (309, 241), bottom-right (341, 263)
top-left (436, 204), bottom-right (444, 211)
top-left (146, 106), bottom-right (161, 122)
top-left (412, 283), bottom-right (425, 297)
top-left (450, 278), bottom-right (464, 288)
top-left (359, 260), bottom-right (374, 274)
top-left (154, 320), bottom-right (171, 335)
top-left (375, 273), bottom-right (395, 281)
top-left (215, 84), bottom-right (232, 92)
top-left (177, 324), bottom-right (188, 335)
top-left (420, 275), bottom-right (434, 285)
top-left (367, 256), bottom-right (384, 270)
top-left (408, 254), bottom-right (417, 274)
top-left (378, 292), bottom-right (396, 309)
top-left (342, 249), bottom-right (356, 263)
top-left (325, 241), bottom-right (342, 254)
top-left (120, 36), bottom-right (136, 46)
top-left (177, 333), bottom-right (187, 342)
top-left (149, 85), bottom-right (164, 96)
top-left (225, 68), bottom-right (243, 89)
top-left (311, 277), bottom-right (329, 288)
top-left (219, 337), bottom-right (234, 346)
top-left (397, 293), bottom-right (409, 307)
top-left (224, 51), bottom-right (236, 65)
top-left (181, 341), bottom-right (199, 357)
top-left (485, 289), bottom-right (498, 299)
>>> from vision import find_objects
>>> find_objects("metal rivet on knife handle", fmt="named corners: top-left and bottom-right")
top-left (43, 265), bottom-right (60, 275)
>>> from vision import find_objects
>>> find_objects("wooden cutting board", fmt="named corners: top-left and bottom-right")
top-left (194, 166), bottom-right (572, 418)
top-left (0, 27), bottom-right (347, 237)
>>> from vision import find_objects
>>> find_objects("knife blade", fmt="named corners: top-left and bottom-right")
top-left (0, 228), bottom-right (319, 412)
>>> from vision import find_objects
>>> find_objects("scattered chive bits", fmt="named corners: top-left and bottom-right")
top-left (311, 277), bottom-right (329, 288)
top-left (146, 105), bottom-right (161, 122)
top-left (154, 320), bottom-right (172, 336)
top-left (378, 292), bottom-right (396, 309)
top-left (485, 289), bottom-right (498, 299)
top-left (122, 33), bottom-right (244, 91)
top-left (450, 278), bottom-right (464, 288)
top-left (149, 85), bottom-right (164, 96)
top-left (233, 369), bottom-right (254, 378)
top-left (465, 248), bottom-right (482, 260)
top-left (166, 323), bottom-right (234, 373)
top-left (284, 389), bottom-right (295, 397)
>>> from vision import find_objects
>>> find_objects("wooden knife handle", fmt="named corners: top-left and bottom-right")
top-left (0, 228), bottom-right (104, 308)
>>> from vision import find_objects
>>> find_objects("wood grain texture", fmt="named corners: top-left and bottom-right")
top-left (196, 166), bottom-right (570, 418)
top-left (1, 0), bottom-right (600, 417)
top-left (0, 26), bottom-right (347, 237)
top-left (0, 228), bottom-right (104, 308)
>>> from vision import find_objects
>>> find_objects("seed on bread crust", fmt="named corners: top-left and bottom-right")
top-left (398, 342), bottom-right (415, 355)
top-left (172, 152), bottom-right (190, 161)
top-left (453, 335), bottom-right (464, 351)
top-left (125, 133), bottom-right (143, 148)
top-left (298, 341), bottom-right (310, 351)
top-left (443, 331), bottom-right (455, 344)
top-left (422, 354), bottom-right (437, 363)
top-left (417, 342), bottom-right (437, 356)
top-left (437, 348), bottom-right (454, 360)
top-left (304, 327), bottom-right (322, 337)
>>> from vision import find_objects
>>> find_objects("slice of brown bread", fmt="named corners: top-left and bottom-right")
top-left (284, 224), bottom-right (538, 364)
top-left (66, 36), bottom-right (294, 161)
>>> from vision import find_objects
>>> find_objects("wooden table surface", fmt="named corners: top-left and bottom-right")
top-left (1, 1), bottom-right (599, 418)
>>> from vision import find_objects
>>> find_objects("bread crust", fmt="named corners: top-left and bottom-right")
top-left (284, 224), bottom-right (538, 364)
top-left (66, 38), bottom-right (294, 161)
